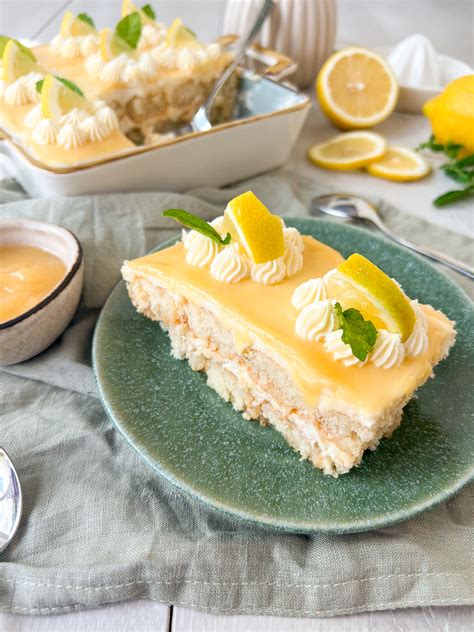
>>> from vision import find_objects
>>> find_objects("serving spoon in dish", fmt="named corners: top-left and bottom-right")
top-left (177, 0), bottom-right (275, 135)
top-left (311, 193), bottom-right (474, 279)
top-left (0, 448), bottom-right (22, 553)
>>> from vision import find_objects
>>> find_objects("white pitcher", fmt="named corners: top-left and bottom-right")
top-left (223, 0), bottom-right (337, 88)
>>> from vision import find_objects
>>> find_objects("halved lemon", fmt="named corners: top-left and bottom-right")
top-left (2, 39), bottom-right (40, 82)
top-left (367, 146), bottom-right (430, 181)
top-left (327, 253), bottom-right (415, 340)
top-left (100, 28), bottom-right (133, 61)
top-left (316, 47), bottom-right (399, 129)
top-left (166, 18), bottom-right (200, 49)
top-left (41, 74), bottom-right (88, 120)
top-left (60, 11), bottom-right (96, 37)
top-left (121, 0), bottom-right (155, 24)
top-left (308, 131), bottom-right (387, 170)
top-left (222, 191), bottom-right (284, 264)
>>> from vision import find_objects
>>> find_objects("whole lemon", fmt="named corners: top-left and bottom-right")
top-left (423, 75), bottom-right (474, 154)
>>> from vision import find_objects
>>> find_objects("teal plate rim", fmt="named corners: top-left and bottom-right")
top-left (93, 218), bottom-right (474, 534)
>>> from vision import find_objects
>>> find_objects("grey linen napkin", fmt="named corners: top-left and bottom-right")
top-left (0, 173), bottom-right (472, 617)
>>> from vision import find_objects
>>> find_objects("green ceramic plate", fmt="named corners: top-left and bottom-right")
top-left (93, 218), bottom-right (474, 534)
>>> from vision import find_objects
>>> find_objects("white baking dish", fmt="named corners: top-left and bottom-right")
top-left (0, 44), bottom-right (310, 198)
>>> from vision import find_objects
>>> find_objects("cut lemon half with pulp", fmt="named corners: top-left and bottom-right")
top-left (166, 18), bottom-right (201, 49)
top-left (121, 0), bottom-right (155, 24)
top-left (308, 131), bottom-right (387, 170)
top-left (60, 11), bottom-right (96, 37)
top-left (2, 39), bottom-right (40, 82)
top-left (100, 28), bottom-right (134, 60)
top-left (367, 146), bottom-right (430, 181)
top-left (316, 47), bottom-right (398, 129)
top-left (40, 74), bottom-right (88, 120)
top-left (326, 253), bottom-right (415, 340)
top-left (222, 191), bottom-right (285, 264)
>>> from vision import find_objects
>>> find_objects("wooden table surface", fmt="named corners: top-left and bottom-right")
top-left (0, 1), bottom-right (472, 630)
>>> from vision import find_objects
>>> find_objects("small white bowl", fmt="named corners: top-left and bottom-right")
top-left (0, 219), bottom-right (84, 365)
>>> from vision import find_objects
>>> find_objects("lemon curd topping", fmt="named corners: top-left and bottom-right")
top-left (0, 244), bottom-right (67, 323)
top-left (127, 235), bottom-right (453, 415)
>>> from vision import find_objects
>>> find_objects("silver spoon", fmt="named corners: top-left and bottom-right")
top-left (177, 0), bottom-right (275, 135)
top-left (311, 193), bottom-right (474, 279)
top-left (0, 448), bottom-right (22, 553)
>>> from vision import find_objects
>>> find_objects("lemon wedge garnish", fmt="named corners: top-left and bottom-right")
top-left (367, 146), bottom-right (430, 181)
top-left (316, 47), bottom-right (398, 130)
top-left (60, 11), bottom-right (96, 37)
top-left (328, 253), bottom-right (416, 341)
top-left (166, 18), bottom-right (201, 49)
top-left (222, 191), bottom-right (285, 264)
top-left (121, 0), bottom-right (155, 24)
top-left (2, 39), bottom-right (41, 82)
top-left (100, 28), bottom-right (134, 61)
top-left (41, 74), bottom-right (88, 120)
top-left (308, 131), bottom-right (387, 170)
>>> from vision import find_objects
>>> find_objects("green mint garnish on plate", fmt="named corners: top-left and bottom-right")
top-left (78, 13), bottom-right (96, 29)
top-left (334, 302), bottom-right (377, 362)
top-left (116, 12), bottom-right (142, 49)
top-left (141, 4), bottom-right (156, 20)
top-left (417, 135), bottom-right (474, 207)
top-left (163, 209), bottom-right (231, 246)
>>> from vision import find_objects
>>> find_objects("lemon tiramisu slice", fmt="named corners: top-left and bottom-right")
top-left (121, 192), bottom-right (456, 476)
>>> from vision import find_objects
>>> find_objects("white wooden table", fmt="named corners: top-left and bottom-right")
top-left (1, 1), bottom-right (472, 630)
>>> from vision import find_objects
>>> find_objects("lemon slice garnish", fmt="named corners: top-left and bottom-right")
top-left (41, 74), bottom-right (89, 120)
top-left (316, 47), bottom-right (398, 130)
top-left (60, 11), bottom-right (96, 37)
top-left (166, 18), bottom-right (201, 49)
top-left (121, 0), bottom-right (155, 24)
top-left (222, 191), bottom-right (285, 264)
top-left (308, 131), bottom-right (387, 170)
top-left (100, 28), bottom-right (134, 61)
top-left (328, 254), bottom-right (416, 341)
top-left (367, 146), bottom-right (430, 181)
top-left (2, 39), bottom-right (41, 82)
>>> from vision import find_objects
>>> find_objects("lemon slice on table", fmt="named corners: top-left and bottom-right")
top-left (100, 28), bottom-right (134, 61)
top-left (60, 11), bottom-right (96, 37)
top-left (222, 191), bottom-right (285, 264)
top-left (2, 39), bottom-right (41, 83)
top-left (166, 18), bottom-right (201, 49)
top-left (41, 74), bottom-right (89, 120)
top-left (316, 47), bottom-right (398, 129)
top-left (367, 146), bottom-right (430, 182)
top-left (326, 253), bottom-right (415, 340)
top-left (121, 0), bottom-right (155, 24)
top-left (308, 132), bottom-right (387, 170)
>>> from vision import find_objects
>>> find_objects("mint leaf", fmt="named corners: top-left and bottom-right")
top-left (116, 12), bottom-right (142, 49)
top-left (442, 163), bottom-right (473, 184)
top-left (416, 135), bottom-right (444, 153)
top-left (455, 154), bottom-right (474, 169)
top-left (36, 78), bottom-right (44, 93)
top-left (163, 209), bottom-right (231, 246)
top-left (334, 302), bottom-right (377, 362)
top-left (56, 76), bottom-right (84, 96)
top-left (141, 4), bottom-right (156, 20)
top-left (433, 185), bottom-right (474, 207)
top-left (78, 13), bottom-right (95, 29)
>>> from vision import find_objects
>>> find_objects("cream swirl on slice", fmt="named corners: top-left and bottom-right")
top-left (283, 242), bottom-right (304, 277)
top-left (85, 53), bottom-right (105, 78)
top-left (405, 300), bottom-right (428, 357)
top-left (295, 300), bottom-right (337, 341)
top-left (291, 278), bottom-right (327, 310)
top-left (210, 243), bottom-right (250, 283)
top-left (25, 104), bottom-right (43, 128)
top-left (283, 226), bottom-right (304, 252)
top-left (182, 230), bottom-right (219, 268)
top-left (369, 330), bottom-right (405, 368)
top-left (323, 330), bottom-right (364, 367)
top-left (79, 115), bottom-right (109, 142)
top-left (251, 257), bottom-right (286, 285)
top-left (138, 23), bottom-right (166, 50)
top-left (50, 34), bottom-right (99, 58)
top-left (60, 108), bottom-right (88, 127)
top-left (95, 106), bottom-right (119, 134)
top-left (4, 79), bottom-right (30, 105)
